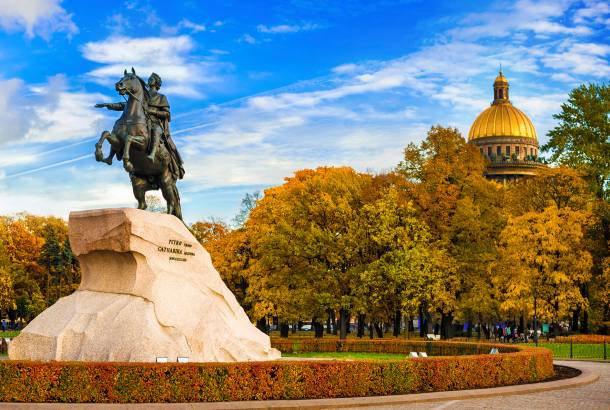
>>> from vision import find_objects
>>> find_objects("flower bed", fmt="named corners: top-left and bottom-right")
top-left (0, 339), bottom-right (553, 403)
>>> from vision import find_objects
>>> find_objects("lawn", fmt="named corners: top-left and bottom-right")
top-left (526, 342), bottom-right (607, 360)
top-left (0, 331), bottom-right (20, 338)
top-left (281, 351), bottom-right (410, 360)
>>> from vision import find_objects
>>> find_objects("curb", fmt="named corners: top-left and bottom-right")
top-left (0, 361), bottom-right (599, 409)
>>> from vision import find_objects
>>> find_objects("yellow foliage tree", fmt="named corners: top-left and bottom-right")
top-left (494, 206), bottom-right (593, 337)
top-left (397, 126), bottom-right (504, 337)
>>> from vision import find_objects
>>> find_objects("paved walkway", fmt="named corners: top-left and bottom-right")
top-left (0, 361), bottom-right (607, 409)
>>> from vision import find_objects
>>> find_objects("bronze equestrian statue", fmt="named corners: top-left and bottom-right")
top-left (94, 68), bottom-right (185, 220)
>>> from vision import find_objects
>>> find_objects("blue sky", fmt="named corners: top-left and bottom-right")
top-left (0, 0), bottom-right (609, 224)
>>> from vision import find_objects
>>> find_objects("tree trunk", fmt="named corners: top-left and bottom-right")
top-left (440, 312), bottom-right (454, 340)
top-left (519, 315), bottom-right (525, 335)
top-left (331, 313), bottom-right (338, 335)
top-left (393, 310), bottom-right (401, 337)
top-left (339, 308), bottom-right (348, 340)
top-left (357, 314), bottom-right (365, 338)
top-left (374, 322), bottom-right (384, 338)
top-left (571, 309), bottom-right (580, 332)
top-left (418, 304), bottom-right (426, 337)
top-left (326, 310), bottom-right (332, 334)
top-left (256, 318), bottom-right (268, 333)
top-left (580, 286), bottom-right (589, 334)
top-left (313, 319), bottom-right (324, 338)
top-left (280, 322), bottom-right (289, 338)
top-left (408, 315), bottom-right (414, 338)
top-left (346, 312), bottom-right (351, 334)
top-left (368, 322), bottom-right (374, 339)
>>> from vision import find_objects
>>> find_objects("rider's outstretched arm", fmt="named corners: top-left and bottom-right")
top-left (95, 102), bottom-right (125, 111)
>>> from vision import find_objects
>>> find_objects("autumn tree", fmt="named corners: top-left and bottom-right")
top-left (506, 166), bottom-right (599, 332)
top-left (397, 126), bottom-right (504, 338)
top-left (245, 167), bottom-right (376, 338)
top-left (506, 167), bottom-right (592, 215)
top-left (494, 206), bottom-right (593, 338)
top-left (0, 242), bottom-right (16, 316)
top-left (190, 220), bottom-right (230, 245)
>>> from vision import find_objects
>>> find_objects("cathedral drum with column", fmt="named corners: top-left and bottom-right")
top-left (468, 70), bottom-right (546, 182)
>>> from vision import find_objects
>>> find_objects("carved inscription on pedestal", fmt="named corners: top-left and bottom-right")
top-left (158, 239), bottom-right (196, 262)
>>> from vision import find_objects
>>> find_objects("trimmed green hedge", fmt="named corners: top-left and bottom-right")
top-left (272, 338), bottom-right (519, 355)
top-left (0, 339), bottom-right (553, 403)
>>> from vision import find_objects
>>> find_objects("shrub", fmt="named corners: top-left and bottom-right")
top-left (0, 340), bottom-right (553, 403)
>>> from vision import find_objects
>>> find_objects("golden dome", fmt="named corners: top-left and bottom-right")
top-left (468, 71), bottom-right (537, 141)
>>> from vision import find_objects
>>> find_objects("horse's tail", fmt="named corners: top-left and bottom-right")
top-left (172, 182), bottom-right (182, 220)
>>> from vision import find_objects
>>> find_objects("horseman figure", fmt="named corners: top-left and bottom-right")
top-left (146, 73), bottom-right (185, 180)
top-left (94, 68), bottom-right (184, 220)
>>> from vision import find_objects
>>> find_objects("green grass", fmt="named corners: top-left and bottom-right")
top-left (525, 342), bottom-right (607, 360)
top-left (282, 351), bottom-right (410, 360)
top-left (0, 331), bottom-right (19, 338)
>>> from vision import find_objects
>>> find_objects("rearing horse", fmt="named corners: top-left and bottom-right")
top-left (94, 68), bottom-right (182, 220)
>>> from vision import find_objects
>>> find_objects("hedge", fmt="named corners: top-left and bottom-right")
top-left (271, 338), bottom-right (519, 355)
top-left (0, 340), bottom-right (553, 403)
top-left (552, 335), bottom-right (610, 344)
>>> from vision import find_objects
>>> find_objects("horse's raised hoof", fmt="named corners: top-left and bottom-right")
top-left (102, 157), bottom-right (113, 165)
top-left (95, 148), bottom-right (104, 162)
top-left (123, 160), bottom-right (134, 173)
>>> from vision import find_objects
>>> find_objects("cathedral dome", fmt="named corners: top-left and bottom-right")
top-left (468, 71), bottom-right (537, 141)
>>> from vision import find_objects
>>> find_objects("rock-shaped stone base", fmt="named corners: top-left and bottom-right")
top-left (9, 208), bottom-right (280, 362)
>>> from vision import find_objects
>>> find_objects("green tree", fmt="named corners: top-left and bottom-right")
top-left (353, 186), bottom-right (435, 337)
top-left (543, 83), bottom-right (610, 199)
top-left (233, 191), bottom-right (261, 228)
top-left (397, 126), bottom-right (503, 338)
top-left (38, 226), bottom-right (62, 305)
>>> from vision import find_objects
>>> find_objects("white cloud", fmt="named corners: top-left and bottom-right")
top-left (256, 23), bottom-right (319, 34)
top-left (0, 78), bottom-right (33, 145)
top-left (161, 18), bottom-right (206, 35)
top-left (449, 0), bottom-right (589, 40)
top-left (541, 41), bottom-right (610, 77)
top-left (24, 75), bottom-right (109, 143)
top-left (573, 0), bottom-right (610, 24)
top-left (0, 0), bottom-right (77, 39)
top-left (82, 35), bottom-right (228, 98)
top-left (0, 75), bottom-right (111, 147)
top-left (332, 63), bottom-right (359, 74)
top-left (238, 33), bottom-right (257, 44)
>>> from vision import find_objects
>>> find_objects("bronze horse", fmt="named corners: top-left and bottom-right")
top-left (94, 68), bottom-right (182, 219)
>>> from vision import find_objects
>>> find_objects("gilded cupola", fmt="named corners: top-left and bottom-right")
top-left (468, 70), bottom-right (537, 142)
